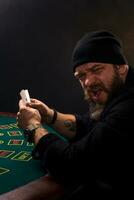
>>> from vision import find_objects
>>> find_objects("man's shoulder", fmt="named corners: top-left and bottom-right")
top-left (102, 85), bottom-right (134, 120)
top-left (125, 65), bottom-right (134, 87)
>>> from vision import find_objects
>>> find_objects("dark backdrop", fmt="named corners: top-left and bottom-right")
top-left (0, 0), bottom-right (134, 114)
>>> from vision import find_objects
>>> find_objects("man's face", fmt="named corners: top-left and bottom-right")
top-left (74, 62), bottom-right (124, 119)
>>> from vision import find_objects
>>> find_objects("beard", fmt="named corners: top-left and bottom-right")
top-left (84, 69), bottom-right (124, 120)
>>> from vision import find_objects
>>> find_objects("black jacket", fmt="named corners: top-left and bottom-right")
top-left (33, 66), bottom-right (134, 199)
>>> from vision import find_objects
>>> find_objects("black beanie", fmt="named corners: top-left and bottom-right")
top-left (72, 30), bottom-right (127, 71)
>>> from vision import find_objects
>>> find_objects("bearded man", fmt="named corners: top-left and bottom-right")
top-left (17, 30), bottom-right (134, 199)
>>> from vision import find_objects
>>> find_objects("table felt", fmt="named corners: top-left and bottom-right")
top-left (0, 114), bottom-right (62, 194)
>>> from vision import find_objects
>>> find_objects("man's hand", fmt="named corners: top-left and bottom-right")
top-left (17, 100), bottom-right (50, 144)
top-left (17, 99), bottom-right (41, 130)
top-left (26, 98), bottom-right (54, 124)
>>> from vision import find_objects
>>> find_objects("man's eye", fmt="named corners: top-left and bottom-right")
top-left (77, 74), bottom-right (85, 80)
top-left (92, 67), bottom-right (102, 73)
top-left (75, 73), bottom-right (84, 80)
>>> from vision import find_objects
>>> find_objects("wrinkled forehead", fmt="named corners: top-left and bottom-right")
top-left (74, 62), bottom-right (95, 73)
top-left (74, 62), bottom-right (106, 75)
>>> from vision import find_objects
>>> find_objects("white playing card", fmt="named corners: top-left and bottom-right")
top-left (20, 89), bottom-right (31, 103)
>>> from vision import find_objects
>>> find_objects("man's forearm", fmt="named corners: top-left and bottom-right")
top-left (34, 112), bottom-right (76, 144)
top-left (51, 112), bottom-right (76, 140)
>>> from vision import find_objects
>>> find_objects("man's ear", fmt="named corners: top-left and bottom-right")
top-left (117, 64), bottom-right (129, 82)
top-left (117, 64), bottom-right (128, 75)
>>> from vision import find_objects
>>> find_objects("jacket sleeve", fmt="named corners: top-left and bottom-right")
top-left (71, 113), bottom-right (94, 142)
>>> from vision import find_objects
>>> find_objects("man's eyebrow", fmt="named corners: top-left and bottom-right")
top-left (90, 64), bottom-right (102, 69)
top-left (87, 64), bottom-right (103, 71)
top-left (74, 64), bottom-right (102, 77)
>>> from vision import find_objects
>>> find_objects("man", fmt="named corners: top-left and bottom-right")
top-left (17, 30), bottom-right (134, 198)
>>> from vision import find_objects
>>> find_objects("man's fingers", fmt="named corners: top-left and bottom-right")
top-left (19, 99), bottom-right (27, 110)
top-left (16, 112), bottom-right (22, 127)
top-left (30, 99), bottom-right (37, 103)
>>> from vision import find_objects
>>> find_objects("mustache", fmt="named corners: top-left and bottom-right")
top-left (83, 84), bottom-right (108, 103)
top-left (85, 84), bottom-right (108, 93)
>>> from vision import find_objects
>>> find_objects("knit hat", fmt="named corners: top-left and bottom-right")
top-left (72, 30), bottom-right (127, 71)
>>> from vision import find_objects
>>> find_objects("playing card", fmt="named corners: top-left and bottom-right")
top-left (20, 89), bottom-right (31, 103)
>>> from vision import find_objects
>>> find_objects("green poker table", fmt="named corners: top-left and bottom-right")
top-left (0, 112), bottom-right (62, 195)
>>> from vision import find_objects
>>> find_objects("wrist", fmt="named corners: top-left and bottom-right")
top-left (24, 123), bottom-right (43, 143)
top-left (34, 127), bottom-right (49, 144)
top-left (27, 123), bottom-right (42, 131)
top-left (45, 109), bottom-right (57, 125)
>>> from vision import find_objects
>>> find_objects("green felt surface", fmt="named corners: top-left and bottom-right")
top-left (0, 115), bottom-right (63, 194)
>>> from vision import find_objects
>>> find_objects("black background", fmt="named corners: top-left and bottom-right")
top-left (0, 0), bottom-right (134, 114)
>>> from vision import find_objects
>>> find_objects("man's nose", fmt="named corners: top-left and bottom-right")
top-left (84, 75), bottom-right (97, 87)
